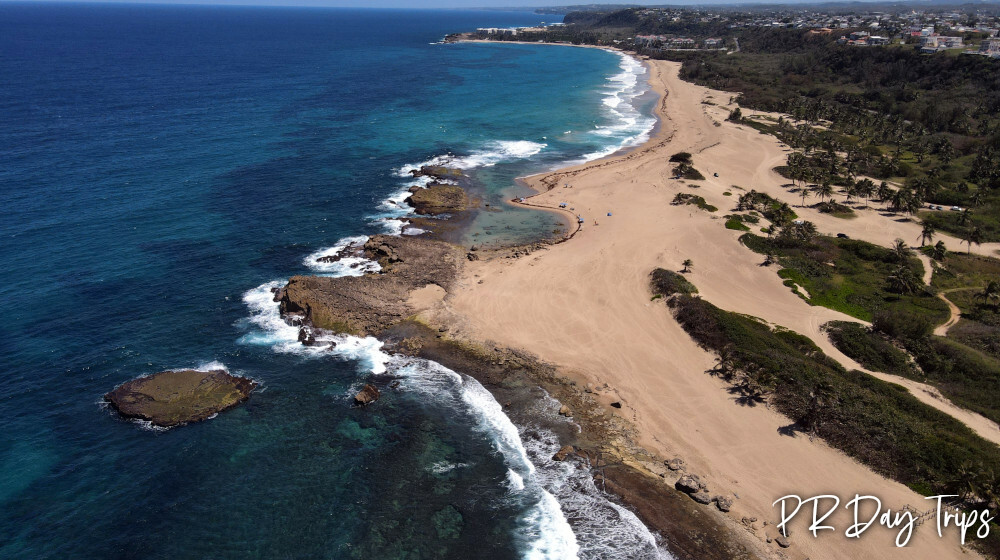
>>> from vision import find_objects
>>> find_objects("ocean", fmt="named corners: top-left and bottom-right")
top-left (0, 3), bottom-right (663, 558)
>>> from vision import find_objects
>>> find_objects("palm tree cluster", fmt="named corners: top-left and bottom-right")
top-left (946, 460), bottom-right (1000, 510)
top-left (886, 239), bottom-right (922, 295)
top-left (735, 190), bottom-right (796, 228)
top-left (711, 345), bottom-right (777, 405)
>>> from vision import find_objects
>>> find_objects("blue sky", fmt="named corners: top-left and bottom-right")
top-left (13, 0), bottom-right (654, 7)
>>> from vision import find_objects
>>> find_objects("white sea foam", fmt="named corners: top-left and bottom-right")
top-left (519, 395), bottom-right (673, 560)
top-left (238, 279), bottom-right (671, 558)
top-left (401, 226), bottom-right (427, 236)
top-left (507, 468), bottom-right (526, 492)
top-left (303, 235), bottom-right (381, 276)
top-left (388, 358), bottom-right (579, 560)
top-left (395, 140), bottom-right (547, 177)
top-left (429, 461), bottom-right (468, 475)
top-left (576, 52), bottom-right (656, 164)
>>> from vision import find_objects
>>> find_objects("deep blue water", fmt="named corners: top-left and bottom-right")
top-left (0, 4), bottom-right (661, 559)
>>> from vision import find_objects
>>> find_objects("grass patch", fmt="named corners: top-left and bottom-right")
top-left (813, 200), bottom-right (857, 219)
top-left (672, 193), bottom-right (717, 213)
top-left (740, 233), bottom-right (948, 323)
top-left (725, 217), bottom-right (750, 231)
top-left (824, 320), bottom-right (919, 377)
top-left (650, 268), bottom-right (698, 297)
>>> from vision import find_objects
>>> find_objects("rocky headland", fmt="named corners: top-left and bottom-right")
top-left (276, 234), bottom-right (462, 336)
top-left (104, 369), bottom-right (256, 428)
top-left (270, 232), bottom-right (764, 559)
top-left (405, 183), bottom-right (468, 215)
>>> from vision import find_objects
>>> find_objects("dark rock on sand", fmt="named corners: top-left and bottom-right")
top-left (104, 369), bottom-right (255, 428)
top-left (406, 183), bottom-right (468, 215)
top-left (552, 445), bottom-right (575, 462)
top-left (610, 401), bottom-right (622, 408)
top-left (675, 474), bottom-right (703, 494)
top-left (715, 496), bottom-right (733, 512)
top-left (690, 491), bottom-right (713, 505)
top-left (279, 235), bottom-right (461, 336)
top-left (354, 384), bottom-right (380, 406)
top-left (666, 458), bottom-right (686, 471)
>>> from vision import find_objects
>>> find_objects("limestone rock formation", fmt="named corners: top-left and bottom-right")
top-left (104, 369), bottom-right (255, 428)
top-left (354, 384), bottom-right (381, 406)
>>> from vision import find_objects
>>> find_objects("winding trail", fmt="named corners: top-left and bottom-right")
top-left (934, 287), bottom-right (980, 336)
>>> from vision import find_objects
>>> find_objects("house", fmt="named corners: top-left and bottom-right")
top-left (982, 39), bottom-right (1000, 57)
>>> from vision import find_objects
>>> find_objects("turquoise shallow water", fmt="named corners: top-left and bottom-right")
top-left (0, 4), bottom-right (662, 558)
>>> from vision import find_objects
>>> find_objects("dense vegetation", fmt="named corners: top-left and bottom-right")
top-left (665, 292), bottom-right (1000, 504)
top-left (672, 33), bottom-right (1000, 241)
top-left (739, 232), bottom-right (948, 323)
top-left (671, 192), bottom-right (717, 212)
top-left (823, 320), bottom-right (918, 377)
top-left (650, 267), bottom-right (698, 297)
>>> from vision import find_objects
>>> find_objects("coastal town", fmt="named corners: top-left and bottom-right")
top-left (477, 4), bottom-right (1000, 56)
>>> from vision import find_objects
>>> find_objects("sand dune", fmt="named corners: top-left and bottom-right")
top-left (432, 59), bottom-right (998, 559)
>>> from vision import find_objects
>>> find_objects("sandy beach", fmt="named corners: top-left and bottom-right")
top-left (421, 55), bottom-right (998, 559)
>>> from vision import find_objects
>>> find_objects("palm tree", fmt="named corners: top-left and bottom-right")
top-left (972, 189), bottom-right (986, 208)
top-left (817, 182), bottom-right (834, 203)
top-left (959, 209), bottom-right (972, 227)
top-left (681, 259), bottom-right (693, 273)
top-left (890, 188), bottom-right (907, 213)
top-left (978, 281), bottom-right (1000, 308)
top-left (932, 240), bottom-right (948, 261)
top-left (963, 226), bottom-right (984, 255)
top-left (876, 181), bottom-right (891, 204)
top-left (799, 185), bottom-right (812, 207)
top-left (893, 238), bottom-right (911, 262)
top-left (920, 223), bottom-right (936, 247)
top-left (887, 264), bottom-right (920, 295)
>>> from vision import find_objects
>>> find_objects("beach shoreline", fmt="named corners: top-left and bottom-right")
top-left (430, 46), bottom-right (996, 559)
top-left (280, 39), bottom-right (999, 559)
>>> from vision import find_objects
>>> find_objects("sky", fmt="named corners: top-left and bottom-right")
top-left (8, 0), bottom-right (658, 8)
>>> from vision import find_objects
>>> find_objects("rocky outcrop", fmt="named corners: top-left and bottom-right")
top-left (714, 496), bottom-right (733, 512)
top-left (675, 474), bottom-right (704, 494)
top-left (278, 235), bottom-right (462, 336)
top-left (409, 165), bottom-right (464, 180)
top-left (405, 183), bottom-right (469, 215)
top-left (354, 384), bottom-right (380, 406)
top-left (690, 491), bottom-right (713, 505)
top-left (104, 369), bottom-right (255, 428)
top-left (665, 458), bottom-right (686, 471)
top-left (552, 445), bottom-right (575, 462)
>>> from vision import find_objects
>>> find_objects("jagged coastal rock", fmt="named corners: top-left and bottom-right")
top-left (354, 383), bottom-right (380, 406)
top-left (104, 369), bottom-right (256, 427)
top-left (278, 235), bottom-right (461, 336)
top-left (409, 165), bottom-right (464, 180)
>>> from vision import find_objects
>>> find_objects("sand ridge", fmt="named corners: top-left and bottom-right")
top-left (431, 57), bottom-right (996, 559)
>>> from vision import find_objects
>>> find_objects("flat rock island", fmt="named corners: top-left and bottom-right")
top-left (105, 369), bottom-right (256, 427)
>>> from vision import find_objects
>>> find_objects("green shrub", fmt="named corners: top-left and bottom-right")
top-left (824, 321), bottom-right (918, 377)
top-left (725, 217), bottom-right (751, 231)
top-left (650, 268), bottom-right (698, 297)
